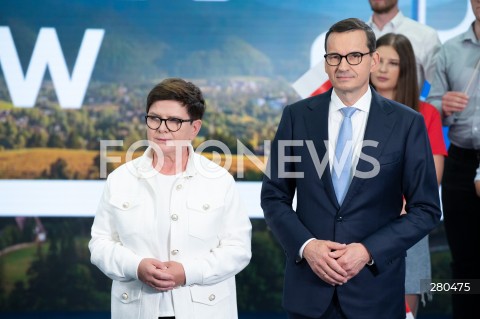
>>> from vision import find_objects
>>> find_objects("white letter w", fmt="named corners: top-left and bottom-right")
top-left (0, 27), bottom-right (104, 108)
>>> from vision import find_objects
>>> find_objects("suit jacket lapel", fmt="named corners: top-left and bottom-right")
top-left (341, 89), bottom-right (396, 208)
top-left (304, 89), bottom-right (340, 208)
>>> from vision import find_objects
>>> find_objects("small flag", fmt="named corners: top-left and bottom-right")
top-left (292, 60), bottom-right (332, 98)
top-left (406, 301), bottom-right (414, 319)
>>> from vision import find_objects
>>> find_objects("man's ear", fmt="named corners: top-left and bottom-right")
top-left (370, 51), bottom-right (380, 72)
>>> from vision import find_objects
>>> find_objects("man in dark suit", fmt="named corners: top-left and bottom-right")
top-left (261, 18), bottom-right (441, 319)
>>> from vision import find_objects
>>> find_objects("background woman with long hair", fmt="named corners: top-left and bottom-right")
top-left (370, 32), bottom-right (447, 317)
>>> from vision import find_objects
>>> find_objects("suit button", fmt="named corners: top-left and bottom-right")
top-left (176, 184), bottom-right (183, 190)
top-left (202, 203), bottom-right (210, 211)
top-left (208, 294), bottom-right (216, 301)
top-left (171, 214), bottom-right (178, 221)
top-left (336, 216), bottom-right (343, 222)
top-left (122, 202), bottom-right (130, 209)
top-left (121, 293), bottom-right (128, 300)
top-left (171, 249), bottom-right (179, 255)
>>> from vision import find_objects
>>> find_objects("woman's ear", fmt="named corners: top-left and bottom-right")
top-left (190, 119), bottom-right (202, 138)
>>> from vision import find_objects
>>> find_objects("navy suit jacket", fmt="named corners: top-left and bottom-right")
top-left (261, 88), bottom-right (441, 319)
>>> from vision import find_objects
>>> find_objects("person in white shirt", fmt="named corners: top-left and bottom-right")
top-left (89, 78), bottom-right (252, 319)
top-left (367, 0), bottom-right (441, 94)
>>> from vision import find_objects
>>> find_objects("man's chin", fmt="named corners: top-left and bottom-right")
top-left (371, 3), bottom-right (396, 14)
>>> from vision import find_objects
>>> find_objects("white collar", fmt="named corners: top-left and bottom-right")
top-left (368, 10), bottom-right (405, 31)
top-left (331, 87), bottom-right (372, 114)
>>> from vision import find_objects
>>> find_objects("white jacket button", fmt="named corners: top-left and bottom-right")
top-left (122, 202), bottom-right (130, 209)
top-left (208, 294), bottom-right (215, 301)
top-left (171, 214), bottom-right (178, 221)
top-left (202, 203), bottom-right (210, 210)
top-left (121, 292), bottom-right (128, 300)
top-left (171, 249), bottom-right (179, 255)
top-left (176, 184), bottom-right (183, 190)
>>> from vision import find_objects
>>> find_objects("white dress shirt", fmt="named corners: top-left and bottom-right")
top-left (299, 88), bottom-right (372, 258)
top-left (328, 88), bottom-right (371, 180)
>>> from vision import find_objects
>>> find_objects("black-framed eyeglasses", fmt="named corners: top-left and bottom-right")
top-left (144, 115), bottom-right (193, 132)
top-left (324, 51), bottom-right (373, 66)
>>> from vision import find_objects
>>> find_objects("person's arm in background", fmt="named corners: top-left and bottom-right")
top-left (422, 29), bottom-right (441, 92)
top-left (423, 103), bottom-right (447, 185)
top-left (426, 45), bottom-right (469, 123)
top-left (475, 164), bottom-right (480, 197)
top-left (433, 155), bottom-right (444, 185)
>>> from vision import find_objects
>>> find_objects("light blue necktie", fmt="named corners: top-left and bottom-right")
top-left (332, 107), bottom-right (357, 205)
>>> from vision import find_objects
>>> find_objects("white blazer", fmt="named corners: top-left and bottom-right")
top-left (89, 146), bottom-right (252, 319)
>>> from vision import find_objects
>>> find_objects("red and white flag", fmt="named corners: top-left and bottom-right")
top-left (292, 59), bottom-right (332, 98)
top-left (406, 301), bottom-right (414, 319)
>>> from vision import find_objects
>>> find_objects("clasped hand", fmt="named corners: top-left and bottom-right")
top-left (303, 240), bottom-right (371, 286)
top-left (137, 258), bottom-right (186, 291)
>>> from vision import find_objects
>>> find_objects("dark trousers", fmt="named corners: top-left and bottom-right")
top-left (442, 144), bottom-right (480, 319)
top-left (287, 291), bottom-right (347, 319)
